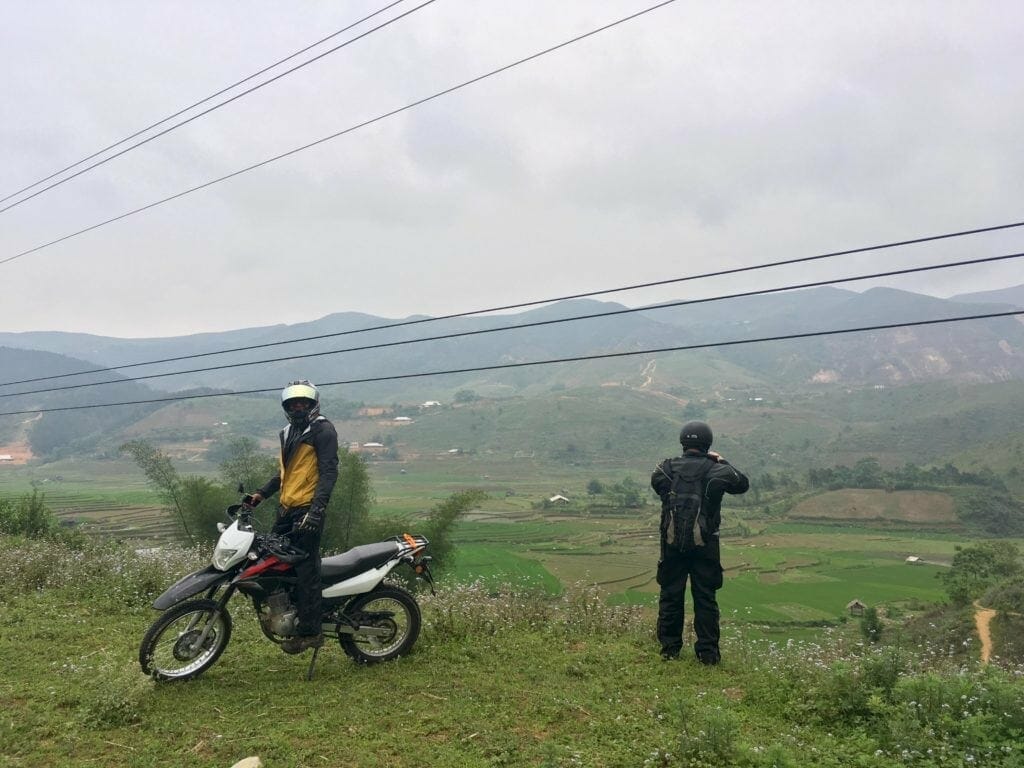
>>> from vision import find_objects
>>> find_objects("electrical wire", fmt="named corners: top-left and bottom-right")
top-left (3, 249), bottom-right (1021, 399)
top-left (3, 218), bottom-right (1023, 389)
top-left (0, 0), bottom-right (678, 267)
top-left (0, 0), bottom-right (436, 215)
top-left (1, 309), bottom-right (1018, 416)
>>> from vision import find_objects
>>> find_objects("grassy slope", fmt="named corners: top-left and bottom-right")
top-left (3, 566), bottom-right (1023, 768)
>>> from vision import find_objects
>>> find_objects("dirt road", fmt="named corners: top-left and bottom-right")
top-left (974, 601), bottom-right (996, 664)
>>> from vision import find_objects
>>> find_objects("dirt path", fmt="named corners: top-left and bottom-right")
top-left (639, 360), bottom-right (656, 388)
top-left (974, 601), bottom-right (996, 665)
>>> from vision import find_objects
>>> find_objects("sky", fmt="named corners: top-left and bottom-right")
top-left (3, 0), bottom-right (1023, 338)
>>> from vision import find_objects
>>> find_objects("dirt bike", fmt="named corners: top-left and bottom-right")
top-left (139, 501), bottom-right (434, 682)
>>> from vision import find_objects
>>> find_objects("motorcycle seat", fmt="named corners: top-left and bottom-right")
top-left (321, 541), bottom-right (400, 580)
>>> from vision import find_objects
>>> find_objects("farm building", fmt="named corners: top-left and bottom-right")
top-left (905, 556), bottom-right (922, 564)
top-left (548, 494), bottom-right (570, 504)
top-left (846, 599), bottom-right (867, 616)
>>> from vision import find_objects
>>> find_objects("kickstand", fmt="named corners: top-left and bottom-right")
top-left (305, 646), bottom-right (321, 681)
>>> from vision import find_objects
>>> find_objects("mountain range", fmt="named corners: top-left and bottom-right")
top-left (1, 283), bottom-right (1022, 463)
top-left (2, 283), bottom-right (1022, 395)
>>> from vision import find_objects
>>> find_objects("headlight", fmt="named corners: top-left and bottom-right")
top-left (212, 547), bottom-right (239, 570)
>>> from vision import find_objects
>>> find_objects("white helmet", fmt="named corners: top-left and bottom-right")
top-left (281, 380), bottom-right (320, 426)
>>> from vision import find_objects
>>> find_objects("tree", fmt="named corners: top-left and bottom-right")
top-left (419, 490), bottom-right (487, 575)
top-left (218, 436), bottom-right (277, 494)
top-left (941, 541), bottom-right (1023, 605)
top-left (323, 449), bottom-right (374, 553)
top-left (587, 479), bottom-right (605, 496)
top-left (361, 490), bottom-right (486, 580)
top-left (121, 439), bottom-right (234, 545)
top-left (454, 389), bottom-right (479, 403)
top-left (121, 439), bottom-right (192, 542)
top-left (853, 457), bottom-right (883, 488)
top-left (611, 477), bottom-right (645, 509)
top-left (682, 401), bottom-right (706, 419)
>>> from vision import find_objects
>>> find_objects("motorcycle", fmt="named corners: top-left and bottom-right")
top-left (139, 500), bottom-right (434, 682)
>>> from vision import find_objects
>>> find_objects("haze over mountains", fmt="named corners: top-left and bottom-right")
top-left (1, 283), bottom-right (1022, 476)
top-left (2, 284), bottom-right (1022, 404)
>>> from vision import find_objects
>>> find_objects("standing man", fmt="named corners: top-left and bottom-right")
top-left (246, 380), bottom-right (339, 654)
top-left (651, 420), bottom-right (748, 664)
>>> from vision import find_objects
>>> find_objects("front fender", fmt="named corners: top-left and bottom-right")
top-left (152, 565), bottom-right (232, 610)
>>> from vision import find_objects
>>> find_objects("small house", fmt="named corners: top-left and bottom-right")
top-left (846, 599), bottom-right (866, 616)
top-left (905, 556), bottom-right (921, 564)
top-left (548, 494), bottom-right (570, 505)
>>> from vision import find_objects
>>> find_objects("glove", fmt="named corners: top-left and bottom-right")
top-left (243, 492), bottom-right (263, 507)
top-left (297, 507), bottom-right (323, 532)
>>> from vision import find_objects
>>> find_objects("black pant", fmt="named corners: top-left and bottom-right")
top-left (273, 508), bottom-right (323, 636)
top-left (656, 545), bottom-right (724, 660)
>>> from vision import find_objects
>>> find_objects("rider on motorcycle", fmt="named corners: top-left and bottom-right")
top-left (246, 380), bottom-right (339, 653)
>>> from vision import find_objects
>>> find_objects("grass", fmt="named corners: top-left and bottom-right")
top-left (446, 543), bottom-right (561, 593)
top-left (2, 536), bottom-right (1023, 768)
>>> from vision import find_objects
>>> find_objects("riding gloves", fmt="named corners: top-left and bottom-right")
top-left (297, 507), bottom-right (323, 532)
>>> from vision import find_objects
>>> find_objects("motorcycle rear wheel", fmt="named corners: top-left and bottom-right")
top-left (339, 585), bottom-right (421, 664)
top-left (139, 598), bottom-right (232, 682)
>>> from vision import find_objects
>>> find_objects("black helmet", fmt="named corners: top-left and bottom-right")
top-left (679, 420), bottom-right (713, 451)
top-left (281, 380), bottom-right (320, 427)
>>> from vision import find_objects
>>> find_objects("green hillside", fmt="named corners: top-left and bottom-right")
top-left (3, 534), bottom-right (1022, 768)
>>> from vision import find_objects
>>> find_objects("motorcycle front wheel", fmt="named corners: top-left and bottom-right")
top-left (139, 598), bottom-right (232, 682)
top-left (339, 585), bottom-right (421, 664)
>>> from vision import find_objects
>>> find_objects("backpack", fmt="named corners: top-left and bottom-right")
top-left (661, 458), bottom-right (714, 552)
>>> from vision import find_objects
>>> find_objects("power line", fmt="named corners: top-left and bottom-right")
top-left (0, 0), bottom-right (679, 267)
top-left (0, 0), bottom-right (435, 215)
top-left (3, 218), bottom-right (1023, 389)
top-left (5, 250), bottom-right (1021, 399)
top-left (1, 309), bottom-right (1018, 416)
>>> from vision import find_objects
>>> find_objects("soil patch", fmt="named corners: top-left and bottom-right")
top-left (790, 489), bottom-right (956, 524)
top-left (0, 441), bottom-right (34, 465)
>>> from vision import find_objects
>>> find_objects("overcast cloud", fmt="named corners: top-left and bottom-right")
top-left (2, 0), bottom-right (1023, 338)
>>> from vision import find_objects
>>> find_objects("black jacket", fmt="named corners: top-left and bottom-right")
top-left (651, 451), bottom-right (749, 539)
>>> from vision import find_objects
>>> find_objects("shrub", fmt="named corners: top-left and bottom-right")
top-left (0, 490), bottom-right (58, 538)
top-left (860, 606), bottom-right (883, 643)
top-left (676, 696), bottom-right (741, 766)
top-left (74, 655), bottom-right (152, 727)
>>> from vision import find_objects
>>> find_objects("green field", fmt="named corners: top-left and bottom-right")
top-left (0, 449), bottom-right (1015, 635)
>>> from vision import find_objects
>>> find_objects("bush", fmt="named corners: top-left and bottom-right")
top-left (676, 695), bottom-right (741, 766)
top-left (982, 575), bottom-right (1024, 614)
top-left (860, 606), bottom-right (884, 643)
top-left (76, 656), bottom-right (152, 727)
top-left (1, 536), bottom-right (208, 607)
top-left (0, 490), bottom-right (58, 538)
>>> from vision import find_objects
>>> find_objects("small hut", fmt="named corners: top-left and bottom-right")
top-left (846, 599), bottom-right (867, 616)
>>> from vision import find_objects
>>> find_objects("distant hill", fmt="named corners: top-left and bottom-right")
top-left (950, 283), bottom-right (1024, 308)
top-left (2, 286), bottom-right (1024, 466)
top-left (2, 287), bottom-right (1022, 402)
top-left (0, 347), bottom-right (163, 457)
